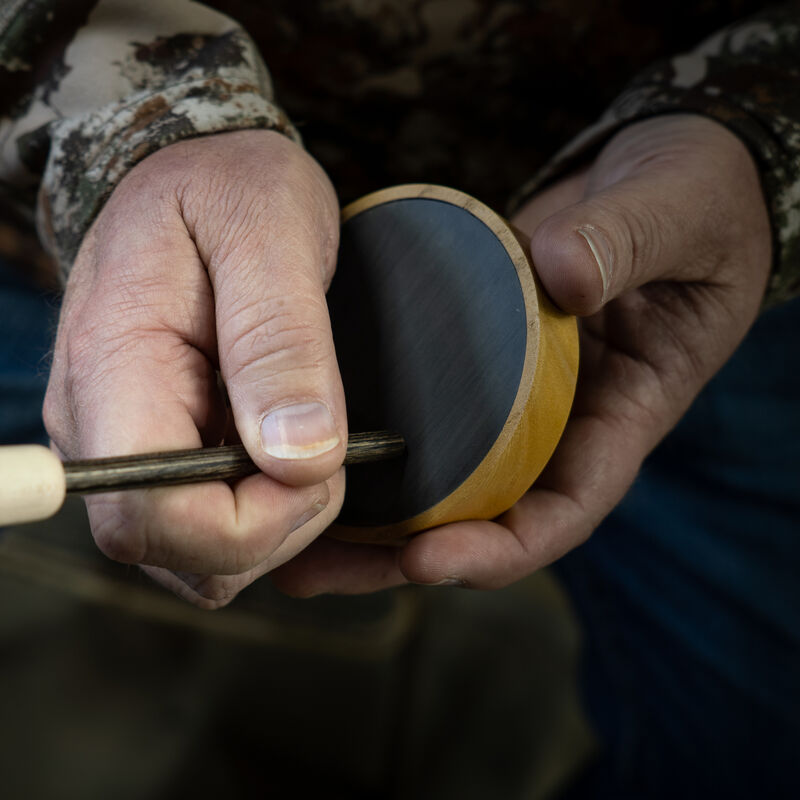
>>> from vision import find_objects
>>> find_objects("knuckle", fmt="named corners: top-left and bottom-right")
top-left (42, 384), bottom-right (73, 454)
top-left (222, 296), bottom-right (330, 384)
top-left (192, 578), bottom-right (241, 609)
top-left (591, 193), bottom-right (661, 292)
top-left (208, 529), bottom-right (259, 574)
top-left (608, 194), bottom-right (656, 265)
top-left (192, 595), bottom-right (230, 611)
top-left (208, 192), bottom-right (266, 261)
top-left (182, 138), bottom-right (338, 281)
top-left (155, 491), bottom-right (263, 575)
top-left (627, 217), bottom-right (658, 283)
top-left (90, 501), bottom-right (147, 565)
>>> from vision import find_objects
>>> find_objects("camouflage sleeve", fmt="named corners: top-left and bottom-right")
top-left (513, 4), bottom-right (800, 308)
top-left (0, 0), bottom-right (298, 281)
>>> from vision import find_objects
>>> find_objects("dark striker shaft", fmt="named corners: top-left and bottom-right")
top-left (63, 431), bottom-right (405, 495)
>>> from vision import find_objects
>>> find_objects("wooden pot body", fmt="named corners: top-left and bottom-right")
top-left (327, 185), bottom-right (578, 542)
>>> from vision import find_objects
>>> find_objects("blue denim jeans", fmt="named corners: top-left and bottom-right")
top-left (1, 254), bottom-right (798, 796)
top-left (0, 258), bottom-right (58, 445)
top-left (557, 296), bottom-right (800, 798)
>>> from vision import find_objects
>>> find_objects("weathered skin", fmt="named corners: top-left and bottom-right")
top-left (0, 1), bottom-right (798, 302)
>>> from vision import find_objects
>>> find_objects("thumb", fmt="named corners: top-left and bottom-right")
top-left (529, 115), bottom-right (761, 316)
top-left (530, 171), bottom-right (709, 316)
top-left (189, 132), bottom-right (347, 487)
top-left (219, 256), bottom-right (347, 488)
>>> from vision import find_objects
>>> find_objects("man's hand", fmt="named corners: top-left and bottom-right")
top-left (44, 130), bottom-right (347, 608)
top-left (271, 114), bottom-right (772, 595)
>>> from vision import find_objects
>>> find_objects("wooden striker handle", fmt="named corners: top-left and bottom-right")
top-left (0, 445), bottom-right (66, 526)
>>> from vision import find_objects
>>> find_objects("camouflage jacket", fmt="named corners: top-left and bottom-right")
top-left (0, 0), bottom-right (798, 305)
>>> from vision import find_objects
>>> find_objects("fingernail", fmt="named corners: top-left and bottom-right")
top-left (260, 402), bottom-right (340, 459)
top-left (577, 225), bottom-right (612, 301)
top-left (291, 500), bottom-right (328, 532)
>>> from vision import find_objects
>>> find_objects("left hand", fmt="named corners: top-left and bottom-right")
top-left (270, 114), bottom-right (772, 596)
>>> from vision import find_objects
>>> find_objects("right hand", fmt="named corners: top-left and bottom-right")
top-left (44, 130), bottom-right (347, 609)
top-left (267, 114), bottom-right (772, 598)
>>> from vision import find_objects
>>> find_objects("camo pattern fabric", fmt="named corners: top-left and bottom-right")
top-left (515, 3), bottom-right (800, 308)
top-left (0, 0), bottom-right (299, 280)
top-left (0, 0), bottom-right (798, 305)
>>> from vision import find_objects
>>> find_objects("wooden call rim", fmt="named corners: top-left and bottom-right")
top-left (333, 184), bottom-right (579, 542)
